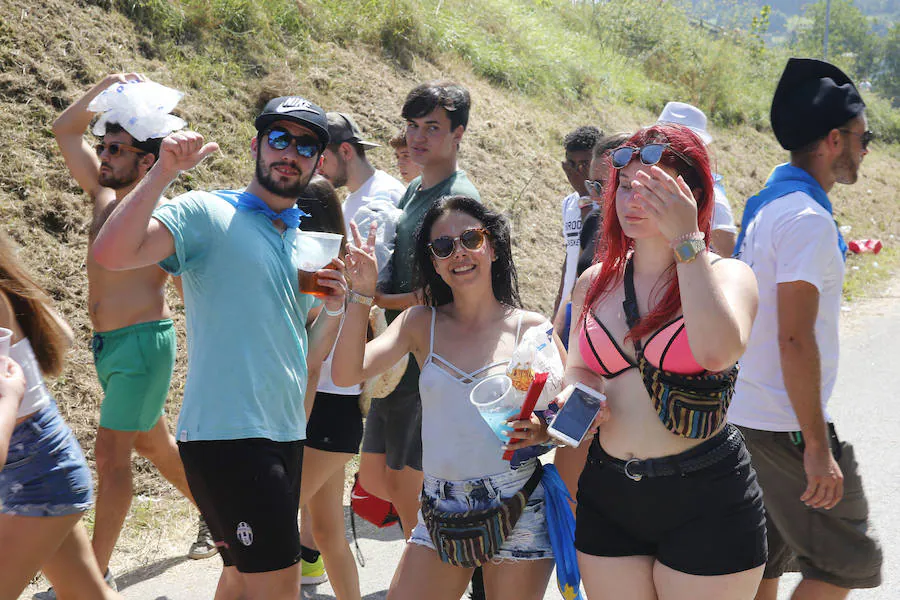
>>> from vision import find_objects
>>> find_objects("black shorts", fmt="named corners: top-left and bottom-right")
top-left (178, 438), bottom-right (304, 573)
top-left (360, 386), bottom-right (422, 471)
top-left (305, 392), bottom-right (363, 454)
top-left (575, 425), bottom-right (767, 576)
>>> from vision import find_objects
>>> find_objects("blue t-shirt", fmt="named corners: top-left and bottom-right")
top-left (153, 190), bottom-right (317, 442)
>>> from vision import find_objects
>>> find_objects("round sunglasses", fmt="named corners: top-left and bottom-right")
top-left (265, 128), bottom-right (320, 158)
top-left (94, 142), bottom-right (146, 158)
top-left (611, 143), bottom-right (694, 170)
top-left (428, 228), bottom-right (489, 259)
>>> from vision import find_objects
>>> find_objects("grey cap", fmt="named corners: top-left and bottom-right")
top-left (326, 112), bottom-right (381, 148)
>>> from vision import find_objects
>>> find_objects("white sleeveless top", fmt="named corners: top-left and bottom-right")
top-left (10, 337), bottom-right (52, 418)
top-left (419, 308), bottom-right (540, 481)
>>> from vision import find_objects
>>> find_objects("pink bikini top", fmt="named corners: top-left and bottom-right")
top-left (578, 312), bottom-right (705, 378)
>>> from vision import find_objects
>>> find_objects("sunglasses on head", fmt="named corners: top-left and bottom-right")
top-left (611, 143), bottom-right (694, 170)
top-left (428, 228), bottom-right (489, 259)
top-left (265, 128), bottom-right (320, 158)
top-left (95, 142), bottom-right (146, 158)
top-left (839, 129), bottom-right (875, 150)
top-left (584, 179), bottom-right (604, 197)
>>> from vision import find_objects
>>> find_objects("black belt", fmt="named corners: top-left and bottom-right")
top-left (588, 424), bottom-right (743, 481)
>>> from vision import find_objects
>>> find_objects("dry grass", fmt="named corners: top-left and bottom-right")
top-left (2, 0), bottom-right (899, 592)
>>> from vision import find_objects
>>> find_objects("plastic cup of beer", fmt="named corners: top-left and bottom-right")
top-left (470, 374), bottom-right (520, 442)
top-left (0, 328), bottom-right (12, 357)
top-left (295, 231), bottom-right (344, 298)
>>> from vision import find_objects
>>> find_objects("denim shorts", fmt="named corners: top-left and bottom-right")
top-left (410, 460), bottom-right (553, 562)
top-left (0, 402), bottom-right (93, 517)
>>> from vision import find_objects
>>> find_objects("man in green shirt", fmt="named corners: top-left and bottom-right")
top-left (360, 81), bottom-right (480, 540)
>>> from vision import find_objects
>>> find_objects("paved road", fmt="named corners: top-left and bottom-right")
top-left (25, 280), bottom-right (899, 599)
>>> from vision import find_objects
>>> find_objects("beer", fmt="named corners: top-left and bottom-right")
top-left (297, 269), bottom-right (330, 298)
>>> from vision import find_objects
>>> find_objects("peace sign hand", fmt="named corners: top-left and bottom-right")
top-left (345, 221), bottom-right (379, 296)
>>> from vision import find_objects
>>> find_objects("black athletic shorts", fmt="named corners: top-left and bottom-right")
top-left (305, 392), bottom-right (363, 454)
top-left (360, 387), bottom-right (422, 471)
top-left (178, 438), bottom-right (304, 573)
top-left (575, 425), bottom-right (768, 576)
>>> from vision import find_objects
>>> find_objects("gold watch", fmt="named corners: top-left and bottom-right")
top-left (347, 290), bottom-right (375, 307)
top-left (673, 238), bottom-right (706, 264)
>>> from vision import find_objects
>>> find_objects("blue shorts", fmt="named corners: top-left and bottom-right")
top-left (410, 460), bottom-right (553, 562)
top-left (0, 402), bottom-right (93, 517)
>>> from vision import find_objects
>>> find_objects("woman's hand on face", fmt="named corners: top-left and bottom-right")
top-left (345, 221), bottom-right (379, 297)
top-left (631, 165), bottom-right (700, 242)
top-left (316, 257), bottom-right (347, 313)
top-left (502, 413), bottom-right (550, 451)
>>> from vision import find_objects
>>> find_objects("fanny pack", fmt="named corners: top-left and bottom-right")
top-left (421, 462), bottom-right (543, 568)
top-left (623, 258), bottom-right (738, 439)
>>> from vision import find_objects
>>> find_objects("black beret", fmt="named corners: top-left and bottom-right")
top-left (770, 58), bottom-right (866, 151)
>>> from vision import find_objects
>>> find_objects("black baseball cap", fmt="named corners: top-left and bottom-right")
top-left (326, 112), bottom-right (381, 148)
top-left (255, 96), bottom-right (330, 147)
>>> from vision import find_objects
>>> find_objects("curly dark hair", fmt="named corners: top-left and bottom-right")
top-left (414, 196), bottom-right (521, 308)
top-left (564, 125), bottom-right (603, 153)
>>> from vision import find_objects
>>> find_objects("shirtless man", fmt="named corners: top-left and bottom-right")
top-left (52, 73), bottom-right (212, 586)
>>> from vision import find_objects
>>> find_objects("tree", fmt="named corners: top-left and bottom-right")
top-left (792, 0), bottom-right (881, 80)
top-left (879, 22), bottom-right (900, 101)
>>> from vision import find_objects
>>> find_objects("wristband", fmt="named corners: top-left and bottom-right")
top-left (669, 231), bottom-right (705, 248)
top-left (323, 304), bottom-right (345, 317)
top-left (347, 290), bottom-right (375, 307)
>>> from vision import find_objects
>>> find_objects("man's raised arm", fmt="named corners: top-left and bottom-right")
top-left (93, 131), bottom-right (218, 271)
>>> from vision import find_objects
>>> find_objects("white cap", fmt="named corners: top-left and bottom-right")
top-left (656, 101), bottom-right (712, 145)
top-left (88, 80), bottom-right (186, 142)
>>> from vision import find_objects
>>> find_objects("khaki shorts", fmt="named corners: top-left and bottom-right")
top-left (739, 425), bottom-right (882, 589)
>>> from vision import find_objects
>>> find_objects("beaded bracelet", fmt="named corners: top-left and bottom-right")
top-left (669, 231), bottom-right (705, 248)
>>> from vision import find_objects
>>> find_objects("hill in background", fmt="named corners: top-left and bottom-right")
top-left (1, 0), bottom-right (898, 503)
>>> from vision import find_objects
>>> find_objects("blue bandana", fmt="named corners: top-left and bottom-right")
top-left (734, 163), bottom-right (847, 261)
top-left (208, 189), bottom-right (307, 229)
top-left (541, 465), bottom-right (584, 600)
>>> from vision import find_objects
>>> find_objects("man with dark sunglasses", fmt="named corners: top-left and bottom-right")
top-left (52, 73), bottom-right (212, 590)
top-left (91, 95), bottom-right (349, 600)
top-left (730, 58), bottom-right (882, 599)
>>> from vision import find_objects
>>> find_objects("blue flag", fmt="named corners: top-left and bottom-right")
top-left (733, 163), bottom-right (847, 261)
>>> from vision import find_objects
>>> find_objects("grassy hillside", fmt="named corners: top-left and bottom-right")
top-left (1, 0), bottom-right (898, 500)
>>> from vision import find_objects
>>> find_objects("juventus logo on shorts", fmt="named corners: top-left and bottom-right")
top-left (236, 521), bottom-right (253, 546)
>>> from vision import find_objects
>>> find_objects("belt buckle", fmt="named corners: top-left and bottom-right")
top-left (623, 458), bottom-right (643, 482)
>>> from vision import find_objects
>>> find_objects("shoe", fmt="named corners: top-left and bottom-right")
top-left (34, 569), bottom-right (116, 599)
top-left (188, 516), bottom-right (218, 560)
top-left (301, 555), bottom-right (328, 585)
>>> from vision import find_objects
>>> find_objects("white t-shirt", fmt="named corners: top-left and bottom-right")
top-left (341, 170), bottom-right (405, 227)
top-left (728, 191), bottom-right (844, 431)
top-left (712, 175), bottom-right (737, 233)
top-left (317, 170), bottom-right (405, 396)
top-left (560, 192), bottom-right (584, 304)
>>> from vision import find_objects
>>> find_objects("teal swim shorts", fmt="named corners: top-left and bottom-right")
top-left (93, 319), bottom-right (176, 432)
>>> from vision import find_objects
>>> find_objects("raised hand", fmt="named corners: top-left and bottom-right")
top-left (631, 165), bottom-right (700, 243)
top-left (157, 131), bottom-right (219, 177)
top-left (345, 221), bottom-right (379, 296)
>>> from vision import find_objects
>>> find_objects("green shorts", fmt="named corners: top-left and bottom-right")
top-left (93, 319), bottom-right (176, 432)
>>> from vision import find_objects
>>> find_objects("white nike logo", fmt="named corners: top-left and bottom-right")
top-left (350, 492), bottom-right (369, 501)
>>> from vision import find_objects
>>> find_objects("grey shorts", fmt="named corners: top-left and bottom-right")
top-left (739, 425), bottom-right (882, 589)
top-left (361, 386), bottom-right (423, 471)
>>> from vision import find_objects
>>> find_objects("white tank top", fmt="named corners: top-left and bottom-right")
top-left (10, 337), bottom-right (52, 418)
top-left (418, 308), bottom-right (536, 481)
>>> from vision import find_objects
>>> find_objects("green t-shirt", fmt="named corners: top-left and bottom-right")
top-left (386, 170), bottom-right (481, 396)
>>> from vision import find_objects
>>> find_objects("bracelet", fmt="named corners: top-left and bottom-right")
top-left (347, 290), bottom-right (375, 307)
top-left (669, 231), bottom-right (705, 248)
top-left (323, 304), bottom-right (345, 317)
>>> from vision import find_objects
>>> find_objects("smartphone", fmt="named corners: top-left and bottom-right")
top-left (547, 383), bottom-right (606, 447)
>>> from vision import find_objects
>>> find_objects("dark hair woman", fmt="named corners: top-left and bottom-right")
top-left (563, 124), bottom-right (765, 599)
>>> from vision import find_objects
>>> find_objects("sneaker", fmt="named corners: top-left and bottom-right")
top-left (188, 516), bottom-right (218, 560)
top-left (34, 569), bottom-right (116, 599)
top-left (301, 555), bottom-right (328, 585)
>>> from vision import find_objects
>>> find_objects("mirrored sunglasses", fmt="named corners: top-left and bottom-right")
top-left (94, 142), bottom-right (146, 157)
top-left (611, 143), bottom-right (694, 170)
top-left (428, 228), bottom-right (489, 259)
top-left (266, 128), bottom-right (320, 158)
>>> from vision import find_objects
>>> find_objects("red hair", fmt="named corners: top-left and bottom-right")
top-left (583, 124), bottom-right (715, 341)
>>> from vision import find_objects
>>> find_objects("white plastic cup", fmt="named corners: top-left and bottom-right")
top-left (470, 374), bottom-right (521, 442)
top-left (295, 231), bottom-right (344, 297)
top-left (0, 328), bottom-right (12, 358)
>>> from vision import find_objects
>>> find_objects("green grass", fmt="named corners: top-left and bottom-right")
top-left (842, 246), bottom-right (899, 302)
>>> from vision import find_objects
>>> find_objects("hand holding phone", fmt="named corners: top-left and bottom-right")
top-left (547, 383), bottom-right (608, 447)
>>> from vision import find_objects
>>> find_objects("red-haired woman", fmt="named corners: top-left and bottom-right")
top-left (562, 124), bottom-right (765, 599)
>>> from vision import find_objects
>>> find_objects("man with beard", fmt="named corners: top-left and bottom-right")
top-left (730, 58), bottom-right (882, 599)
top-left (92, 95), bottom-right (348, 599)
top-left (52, 74), bottom-right (211, 588)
